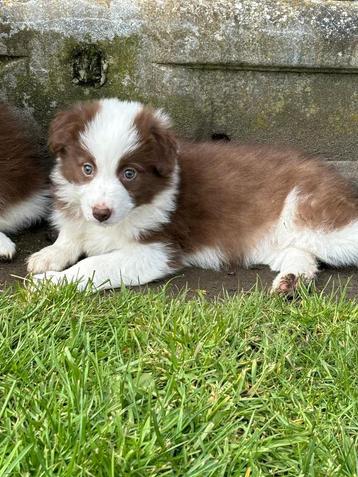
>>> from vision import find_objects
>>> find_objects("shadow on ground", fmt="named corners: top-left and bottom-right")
top-left (1, 225), bottom-right (357, 299)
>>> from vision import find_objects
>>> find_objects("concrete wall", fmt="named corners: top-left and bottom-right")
top-left (1, 0), bottom-right (358, 174)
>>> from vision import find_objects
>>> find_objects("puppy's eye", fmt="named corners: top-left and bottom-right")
top-left (83, 163), bottom-right (94, 176)
top-left (123, 168), bottom-right (137, 181)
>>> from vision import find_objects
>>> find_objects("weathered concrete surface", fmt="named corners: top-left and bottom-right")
top-left (1, 0), bottom-right (358, 174)
top-left (1, 226), bottom-right (357, 299)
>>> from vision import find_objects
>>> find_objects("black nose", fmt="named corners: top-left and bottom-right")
top-left (92, 206), bottom-right (112, 222)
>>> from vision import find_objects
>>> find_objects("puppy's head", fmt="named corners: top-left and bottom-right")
top-left (49, 99), bottom-right (178, 225)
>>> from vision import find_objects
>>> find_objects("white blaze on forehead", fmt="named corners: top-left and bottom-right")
top-left (79, 99), bottom-right (143, 172)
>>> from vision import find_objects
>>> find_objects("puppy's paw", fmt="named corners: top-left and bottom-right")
top-left (0, 234), bottom-right (16, 261)
top-left (32, 270), bottom-right (89, 292)
top-left (271, 273), bottom-right (298, 297)
top-left (27, 246), bottom-right (68, 274)
top-left (32, 271), bottom-right (70, 288)
top-left (25, 270), bottom-right (63, 293)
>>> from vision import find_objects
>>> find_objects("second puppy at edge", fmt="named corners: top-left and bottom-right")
top-left (27, 98), bottom-right (358, 295)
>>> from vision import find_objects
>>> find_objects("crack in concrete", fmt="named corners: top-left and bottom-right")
top-left (155, 62), bottom-right (358, 75)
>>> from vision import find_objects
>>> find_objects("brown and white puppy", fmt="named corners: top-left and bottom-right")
top-left (0, 103), bottom-right (50, 259)
top-left (27, 98), bottom-right (358, 294)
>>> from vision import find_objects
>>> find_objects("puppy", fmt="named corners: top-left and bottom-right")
top-left (27, 98), bottom-right (358, 295)
top-left (0, 103), bottom-right (50, 260)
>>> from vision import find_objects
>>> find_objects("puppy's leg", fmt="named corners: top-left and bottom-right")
top-left (270, 247), bottom-right (318, 296)
top-left (32, 242), bottom-right (174, 291)
top-left (0, 232), bottom-right (16, 260)
top-left (27, 226), bottom-right (83, 274)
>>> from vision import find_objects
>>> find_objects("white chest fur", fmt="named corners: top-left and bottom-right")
top-left (81, 221), bottom-right (133, 256)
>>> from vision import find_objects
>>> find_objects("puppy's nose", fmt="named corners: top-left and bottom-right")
top-left (92, 206), bottom-right (112, 222)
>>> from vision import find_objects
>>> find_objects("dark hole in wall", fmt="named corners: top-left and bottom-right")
top-left (211, 133), bottom-right (231, 142)
top-left (72, 44), bottom-right (107, 87)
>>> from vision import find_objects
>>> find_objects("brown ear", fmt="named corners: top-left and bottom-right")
top-left (135, 108), bottom-right (178, 177)
top-left (48, 109), bottom-right (75, 155)
top-left (151, 123), bottom-right (178, 177)
top-left (48, 101), bottom-right (99, 156)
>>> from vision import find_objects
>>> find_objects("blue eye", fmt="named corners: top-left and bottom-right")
top-left (83, 163), bottom-right (94, 176)
top-left (123, 168), bottom-right (137, 180)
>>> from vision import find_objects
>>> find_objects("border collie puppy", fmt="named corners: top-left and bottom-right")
top-left (27, 98), bottom-right (358, 295)
top-left (0, 103), bottom-right (49, 260)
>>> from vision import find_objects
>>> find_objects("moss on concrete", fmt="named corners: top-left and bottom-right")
top-left (1, 0), bottom-right (358, 164)
top-left (1, 32), bottom-right (143, 125)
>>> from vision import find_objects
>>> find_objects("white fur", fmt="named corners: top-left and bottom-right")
top-left (50, 161), bottom-right (180, 244)
top-left (28, 100), bottom-right (179, 289)
top-left (29, 202), bottom-right (177, 288)
top-left (33, 242), bottom-right (174, 291)
top-left (28, 180), bottom-right (179, 286)
top-left (284, 220), bottom-right (358, 267)
top-left (0, 191), bottom-right (49, 233)
top-left (246, 188), bottom-right (358, 290)
top-left (0, 233), bottom-right (16, 259)
top-left (29, 209), bottom-right (178, 290)
top-left (0, 191), bottom-right (49, 260)
top-left (80, 99), bottom-right (142, 170)
top-left (184, 247), bottom-right (226, 271)
top-left (68, 100), bottom-right (142, 225)
top-left (270, 248), bottom-right (318, 292)
top-left (27, 219), bottom-right (84, 274)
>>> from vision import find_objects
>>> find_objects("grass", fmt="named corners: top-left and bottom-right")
top-left (0, 282), bottom-right (357, 476)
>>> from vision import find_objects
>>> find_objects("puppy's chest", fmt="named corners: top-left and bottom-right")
top-left (81, 224), bottom-right (133, 256)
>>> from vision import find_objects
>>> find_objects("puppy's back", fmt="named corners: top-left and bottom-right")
top-left (0, 103), bottom-right (51, 208)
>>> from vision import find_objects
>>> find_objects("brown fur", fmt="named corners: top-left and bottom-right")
top-left (0, 102), bottom-right (49, 211)
top-left (49, 101), bottom-right (99, 184)
top-left (142, 141), bottom-right (358, 265)
top-left (118, 109), bottom-right (177, 205)
top-left (48, 101), bottom-right (358, 271)
top-left (49, 104), bottom-right (178, 207)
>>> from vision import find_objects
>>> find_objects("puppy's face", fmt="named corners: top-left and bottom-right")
top-left (49, 99), bottom-right (177, 225)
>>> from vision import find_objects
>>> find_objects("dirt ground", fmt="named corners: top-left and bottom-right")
top-left (1, 225), bottom-right (357, 299)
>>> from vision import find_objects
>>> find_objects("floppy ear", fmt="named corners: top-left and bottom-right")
top-left (48, 101), bottom-right (98, 156)
top-left (48, 109), bottom-right (75, 156)
top-left (135, 107), bottom-right (178, 177)
top-left (151, 120), bottom-right (178, 177)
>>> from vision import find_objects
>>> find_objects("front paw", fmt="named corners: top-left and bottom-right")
top-left (0, 234), bottom-right (16, 261)
top-left (27, 246), bottom-right (68, 274)
top-left (32, 270), bottom-right (88, 292)
top-left (271, 273), bottom-right (298, 297)
top-left (33, 271), bottom-right (63, 284)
